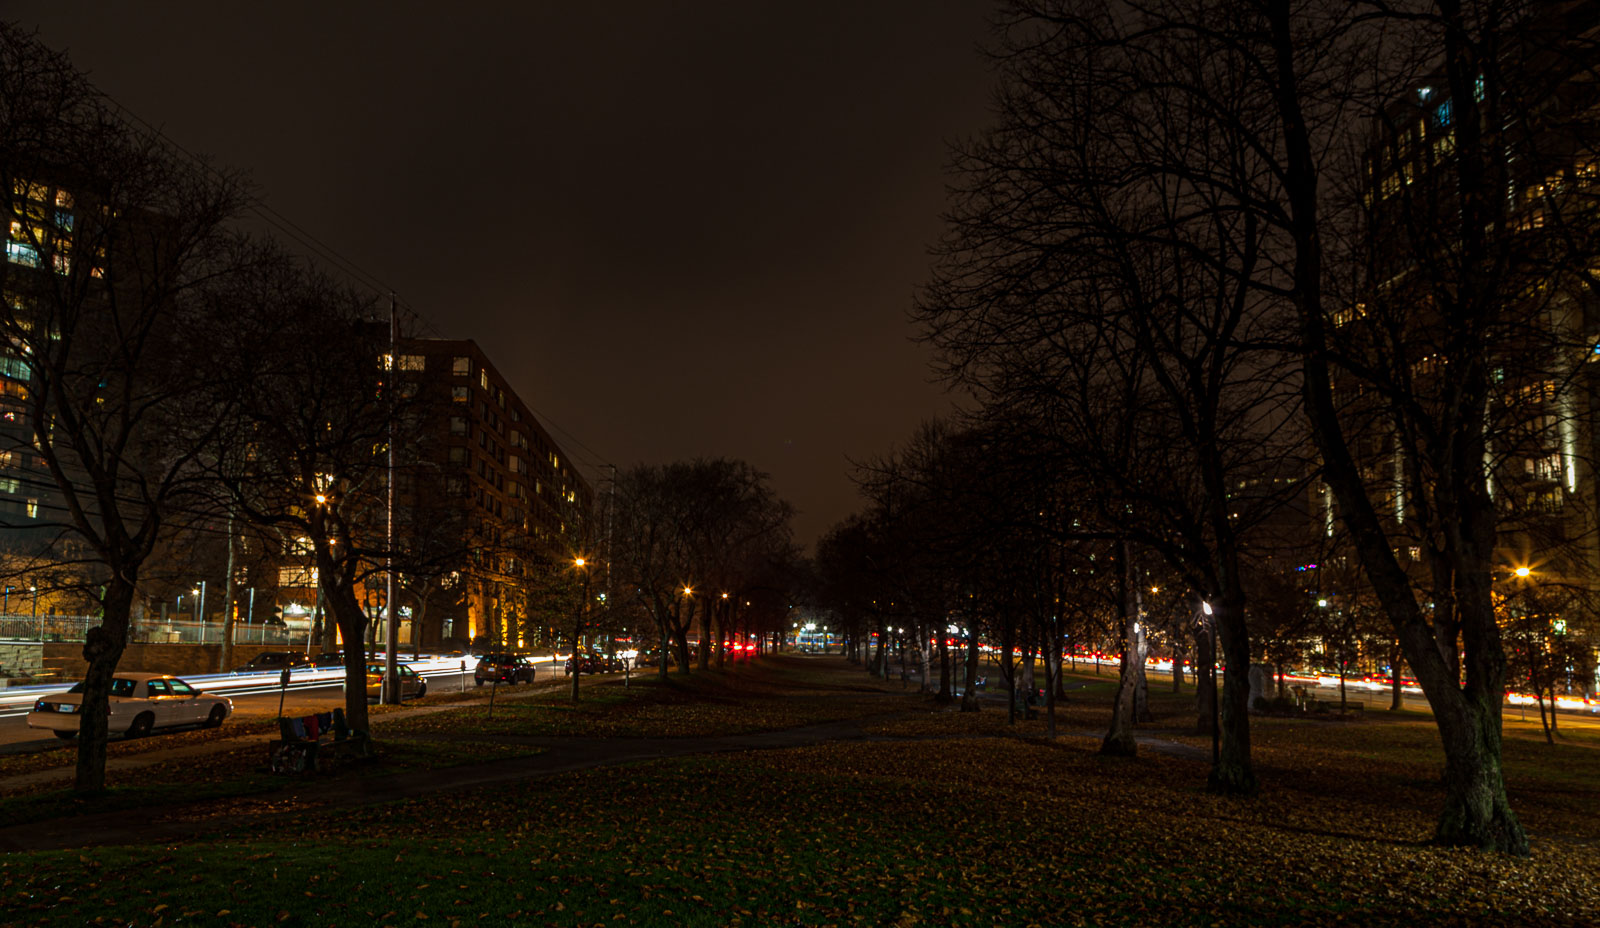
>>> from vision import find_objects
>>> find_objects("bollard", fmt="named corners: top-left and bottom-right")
top-left (277, 666), bottom-right (289, 720)
top-left (460, 659), bottom-right (466, 694)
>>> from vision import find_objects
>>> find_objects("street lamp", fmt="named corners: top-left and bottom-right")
top-left (31, 585), bottom-right (38, 641)
top-left (571, 556), bottom-right (591, 702)
top-left (1514, 566), bottom-right (1531, 578)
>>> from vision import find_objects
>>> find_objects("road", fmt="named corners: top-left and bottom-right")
top-left (0, 655), bottom-right (613, 753)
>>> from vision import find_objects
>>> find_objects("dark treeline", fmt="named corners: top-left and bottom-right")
top-left (813, 0), bottom-right (1600, 856)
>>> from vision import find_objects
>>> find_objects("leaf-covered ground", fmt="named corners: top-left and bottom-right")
top-left (3, 655), bottom-right (1598, 926)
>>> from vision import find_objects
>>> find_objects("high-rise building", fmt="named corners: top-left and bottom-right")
top-left (390, 336), bottom-right (595, 648)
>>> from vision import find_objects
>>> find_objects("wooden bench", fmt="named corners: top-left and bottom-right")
top-left (267, 707), bottom-right (369, 774)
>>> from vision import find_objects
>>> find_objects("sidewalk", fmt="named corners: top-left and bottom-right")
top-left (0, 677), bottom-right (575, 794)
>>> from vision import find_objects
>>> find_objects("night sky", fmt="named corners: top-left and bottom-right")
top-left (9, 2), bottom-right (997, 548)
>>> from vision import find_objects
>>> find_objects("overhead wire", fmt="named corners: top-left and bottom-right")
top-left (88, 87), bottom-right (613, 481)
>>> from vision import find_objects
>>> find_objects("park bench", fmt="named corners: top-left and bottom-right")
top-left (267, 707), bottom-right (369, 774)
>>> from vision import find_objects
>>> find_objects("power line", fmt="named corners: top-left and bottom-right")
top-left (88, 88), bottom-right (613, 476)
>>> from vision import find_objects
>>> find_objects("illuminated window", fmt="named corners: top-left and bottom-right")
top-left (5, 242), bottom-right (38, 267)
top-left (452, 386), bottom-right (469, 403)
top-left (479, 369), bottom-right (489, 390)
top-left (452, 356), bottom-right (470, 376)
top-left (1435, 99), bottom-right (1451, 127)
top-left (54, 189), bottom-right (73, 209)
top-left (278, 565), bottom-right (318, 587)
top-left (398, 354), bottom-right (425, 371)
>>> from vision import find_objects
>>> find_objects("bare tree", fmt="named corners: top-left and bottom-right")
top-left (0, 25), bottom-right (251, 791)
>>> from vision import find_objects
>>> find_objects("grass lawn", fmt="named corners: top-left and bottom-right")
top-left (3, 655), bottom-right (1598, 927)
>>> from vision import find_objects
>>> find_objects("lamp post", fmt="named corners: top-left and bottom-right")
top-left (31, 585), bottom-right (39, 641)
top-left (570, 557), bottom-right (590, 702)
top-left (1201, 600), bottom-right (1218, 766)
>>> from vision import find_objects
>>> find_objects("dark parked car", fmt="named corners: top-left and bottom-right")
top-left (474, 653), bottom-right (536, 686)
top-left (232, 651), bottom-right (313, 674)
top-left (312, 651), bottom-right (345, 669)
top-left (564, 654), bottom-right (605, 675)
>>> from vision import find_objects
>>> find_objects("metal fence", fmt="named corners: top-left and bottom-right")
top-left (0, 615), bottom-right (313, 647)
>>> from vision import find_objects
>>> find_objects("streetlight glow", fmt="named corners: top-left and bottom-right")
top-left (1514, 566), bottom-right (1531, 578)
top-left (574, 557), bottom-right (586, 568)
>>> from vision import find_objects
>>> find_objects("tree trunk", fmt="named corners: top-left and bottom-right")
top-left (1196, 618), bottom-right (1216, 735)
top-left (1391, 641), bottom-right (1403, 711)
top-left (919, 624), bottom-right (931, 694)
top-left (73, 576), bottom-right (136, 792)
top-left (325, 581), bottom-right (371, 734)
top-left (960, 625), bottom-right (981, 713)
top-left (672, 624), bottom-right (692, 674)
top-left (697, 595), bottom-right (711, 671)
top-left (1101, 542), bottom-right (1138, 757)
top-left (935, 628), bottom-right (952, 703)
top-left (1535, 687), bottom-right (1552, 744)
top-left (1021, 624), bottom-right (1036, 695)
top-left (1209, 596), bottom-right (1256, 795)
top-left (1133, 590), bottom-right (1153, 723)
top-left (1172, 639), bottom-right (1184, 692)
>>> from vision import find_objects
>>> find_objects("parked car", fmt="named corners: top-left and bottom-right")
top-left (564, 654), bottom-right (605, 675)
top-left (364, 663), bottom-right (428, 701)
top-left (232, 651), bottom-right (313, 674)
top-left (475, 653), bottom-right (536, 686)
top-left (27, 673), bottom-right (233, 740)
top-left (312, 651), bottom-right (345, 669)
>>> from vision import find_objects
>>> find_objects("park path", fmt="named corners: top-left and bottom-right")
top-left (0, 664), bottom-right (1211, 853)
top-left (0, 677), bottom-right (583, 793)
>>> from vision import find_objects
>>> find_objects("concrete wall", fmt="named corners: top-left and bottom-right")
top-left (40, 642), bottom-right (325, 680)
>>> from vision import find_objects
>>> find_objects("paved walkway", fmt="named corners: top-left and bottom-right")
top-left (0, 666), bottom-right (1210, 854)
top-left (0, 678), bottom-right (576, 793)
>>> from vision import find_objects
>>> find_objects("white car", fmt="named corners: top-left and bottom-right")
top-left (27, 672), bottom-right (234, 740)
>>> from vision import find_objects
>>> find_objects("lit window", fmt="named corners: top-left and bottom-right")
top-left (1435, 99), bottom-right (1451, 127)
top-left (452, 357), bottom-right (470, 376)
top-left (54, 210), bottom-right (73, 232)
top-left (479, 370), bottom-right (489, 390)
top-left (5, 242), bottom-right (38, 267)
top-left (54, 190), bottom-right (73, 209)
top-left (452, 386), bottom-right (469, 403)
top-left (52, 254), bottom-right (69, 275)
top-left (398, 354), bottom-right (425, 371)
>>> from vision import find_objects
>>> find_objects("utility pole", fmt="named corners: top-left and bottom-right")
top-left (384, 294), bottom-right (400, 704)
top-left (218, 511), bottom-right (237, 672)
